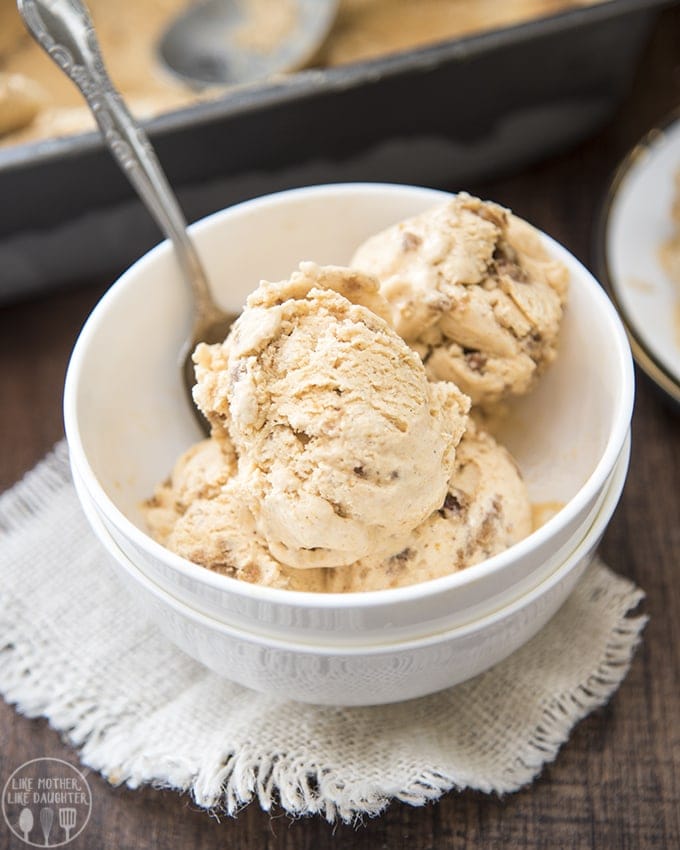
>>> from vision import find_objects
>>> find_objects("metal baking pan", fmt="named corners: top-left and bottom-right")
top-left (0, 0), bottom-right (673, 302)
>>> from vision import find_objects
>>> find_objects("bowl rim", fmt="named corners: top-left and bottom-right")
top-left (64, 182), bottom-right (635, 611)
top-left (75, 426), bottom-right (628, 656)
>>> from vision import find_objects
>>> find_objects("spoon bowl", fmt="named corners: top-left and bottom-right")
top-left (158, 0), bottom-right (339, 88)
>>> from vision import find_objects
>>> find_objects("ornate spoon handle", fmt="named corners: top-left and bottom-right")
top-left (18, 0), bottom-right (216, 318)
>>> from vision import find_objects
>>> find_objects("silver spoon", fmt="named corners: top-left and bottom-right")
top-left (18, 0), bottom-right (235, 434)
top-left (159, 0), bottom-right (338, 89)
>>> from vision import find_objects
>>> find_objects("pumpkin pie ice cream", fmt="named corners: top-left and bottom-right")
top-left (191, 262), bottom-right (470, 570)
top-left (144, 419), bottom-right (530, 593)
top-left (351, 193), bottom-right (569, 406)
top-left (142, 201), bottom-right (562, 592)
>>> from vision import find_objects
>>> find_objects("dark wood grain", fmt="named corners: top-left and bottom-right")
top-left (2, 8), bottom-right (680, 849)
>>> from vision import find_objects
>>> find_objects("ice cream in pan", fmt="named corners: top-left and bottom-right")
top-left (144, 195), bottom-right (568, 592)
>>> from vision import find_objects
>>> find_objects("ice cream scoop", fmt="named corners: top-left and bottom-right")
top-left (143, 420), bottom-right (531, 593)
top-left (144, 438), bottom-right (237, 544)
top-left (325, 422), bottom-right (532, 591)
top-left (193, 262), bottom-right (470, 568)
top-left (352, 193), bottom-right (569, 406)
top-left (144, 435), bottom-right (327, 591)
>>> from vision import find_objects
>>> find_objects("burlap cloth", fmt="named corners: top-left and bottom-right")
top-left (0, 444), bottom-right (646, 822)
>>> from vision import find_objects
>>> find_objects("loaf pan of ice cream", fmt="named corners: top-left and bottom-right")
top-left (0, 0), bottom-right (672, 301)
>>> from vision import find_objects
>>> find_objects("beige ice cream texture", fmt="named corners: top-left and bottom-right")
top-left (144, 197), bottom-right (568, 592)
top-left (1, 0), bottom-right (607, 148)
top-left (352, 193), bottom-right (569, 406)
top-left (191, 262), bottom-right (469, 571)
top-left (145, 418), bottom-right (531, 592)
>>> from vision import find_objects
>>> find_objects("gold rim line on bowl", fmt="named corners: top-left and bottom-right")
top-left (596, 109), bottom-right (680, 407)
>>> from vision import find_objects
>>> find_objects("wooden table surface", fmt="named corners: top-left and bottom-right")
top-left (2, 8), bottom-right (680, 849)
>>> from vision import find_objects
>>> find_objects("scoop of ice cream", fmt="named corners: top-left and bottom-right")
top-left (325, 423), bottom-right (532, 591)
top-left (164, 483), bottom-right (283, 586)
top-left (166, 483), bottom-right (327, 591)
top-left (143, 438), bottom-right (236, 545)
top-left (193, 262), bottom-right (470, 569)
top-left (351, 193), bottom-right (569, 406)
top-left (144, 424), bottom-right (530, 594)
top-left (142, 438), bottom-right (324, 590)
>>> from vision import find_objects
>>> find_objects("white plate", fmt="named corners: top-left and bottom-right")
top-left (604, 115), bottom-right (680, 398)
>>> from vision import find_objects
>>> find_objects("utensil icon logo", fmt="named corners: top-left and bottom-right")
top-left (58, 808), bottom-right (76, 842)
top-left (18, 808), bottom-right (33, 842)
top-left (1, 758), bottom-right (92, 846)
top-left (39, 807), bottom-right (54, 845)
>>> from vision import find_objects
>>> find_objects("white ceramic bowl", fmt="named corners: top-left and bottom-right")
top-left (73, 431), bottom-right (629, 706)
top-left (75, 430), bottom-right (628, 641)
top-left (64, 184), bottom-right (634, 644)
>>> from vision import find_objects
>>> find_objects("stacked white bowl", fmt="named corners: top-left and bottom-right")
top-left (64, 184), bottom-right (634, 705)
